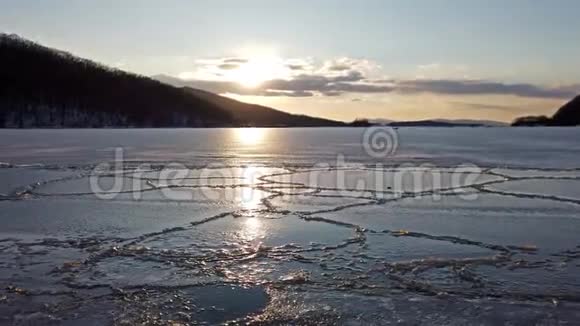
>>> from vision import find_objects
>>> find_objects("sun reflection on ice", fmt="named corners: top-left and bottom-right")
top-left (238, 166), bottom-right (265, 210)
top-left (235, 128), bottom-right (266, 146)
top-left (240, 187), bottom-right (262, 210)
top-left (241, 217), bottom-right (263, 241)
top-left (234, 166), bottom-right (270, 246)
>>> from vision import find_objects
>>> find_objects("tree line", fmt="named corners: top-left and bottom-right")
top-left (0, 34), bottom-right (233, 127)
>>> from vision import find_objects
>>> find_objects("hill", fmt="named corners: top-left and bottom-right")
top-left (512, 95), bottom-right (580, 126)
top-left (0, 34), bottom-right (343, 128)
top-left (370, 118), bottom-right (506, 127)
top-left (552, 95), bottom-right (580, 126)
top-left (380, 119), bottom-right (505, 127)
top-left (388, 120), bottom-right (482, 127)
top-left (431, 119), bottom-right (507, 127)
top-left (185, 88), bottom-right (343, 127)
top-left (155, 75), bottom-right (343, 127)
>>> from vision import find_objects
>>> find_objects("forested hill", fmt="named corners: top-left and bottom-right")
top-left (0, 34), bottom-right (343, 128)
top-left (183, 87), bottom-right (344, 127)
top-left (512, 95), bottom-right (580, 126)
top-left (552, 95), bottom-right (580, 126)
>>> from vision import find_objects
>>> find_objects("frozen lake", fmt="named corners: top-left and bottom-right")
top-left (1, 127), bottom-right (580, 324)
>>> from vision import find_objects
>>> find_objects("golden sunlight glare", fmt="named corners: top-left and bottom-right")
top-left (226, 54), bottom-right (289, 88)
top-left (235, 128), bottom-right (266, 145)
top-left (241, 217), bottom-right (263, 241)
top-left (239, 166), bottom-right (264, 210)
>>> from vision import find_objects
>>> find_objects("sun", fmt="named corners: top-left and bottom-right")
top-left (224, 54), bottom-right (289, 88)
top-left (234, 61), bottom-right (268, 87)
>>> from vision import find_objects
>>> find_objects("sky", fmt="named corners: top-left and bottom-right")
top-left (2, 0), bottom-right (580, 122)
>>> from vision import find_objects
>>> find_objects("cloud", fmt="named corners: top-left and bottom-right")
top-left (193, 57), bottom-right (248, 72)
top-left (161, 56), bottom-right (579, 99)
top-left (217, 63), bottom-right (240, 70)
top-left (161, 72), bottom-right (579, 99)
top-left (449, 101), bottom-right (524, 111)
top-left (321, 58), bottom-right (379, 75)
top-left (286, 64), bottom-right (305, 70)
top-left (155, 75), bottom-right (315, 97)
top-left (263, 90), bottom-right (315, 97)
top-left (328, 64), bottom-right (351, 71)
top-left (222, 58), bottom-right (248, 64)
top-left (396, 79), bottom-right (579, 99)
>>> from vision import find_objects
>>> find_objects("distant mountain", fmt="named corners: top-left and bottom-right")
top-left (371, 118), bottom-right (505, 127)
top-left (388, 120), bottom-right (482, 127)
top-left (0, 34), bottom-right (343, 128)
top-left (432, 119), bottom-right (508, 127)
top-left (512, 95), bottom-right (580, 126)
top-left (511, 115), bottom-right (553, 127)
top-left (368, 118), bottom-right (394, 125)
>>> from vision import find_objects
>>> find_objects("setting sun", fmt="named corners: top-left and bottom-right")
top-left (225, 55), bottom-right (289, 88)
top-left (3, 1), bottom-right (580, 323)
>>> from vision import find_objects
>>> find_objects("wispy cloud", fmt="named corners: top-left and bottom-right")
top-left (396, 79), bottom-right (579, 99)
top-left (217, 63), bottom-right (240, 70)
top-left (160, 56), bottom-right (580, 100)
top-left (160, 74), bottom-right (579, 99)
top-left (222, 58), bottom-right (248, 64)
top-left (449, 101), bottom-right (524, 111)
top-left (286, 64), bottom-right (305, 70)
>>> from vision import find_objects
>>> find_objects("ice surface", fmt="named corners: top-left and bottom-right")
top-left (318, 194), bottom-right (580, 251)
top-left (135, 166), bottom-right (288, 182)
top-left (172, 214), bottom-right (354, 249)
top-left (486, 179), bottom-right (580, 201)
top-left (268, 192), bottom-right (373, 213)
top-left (0, 198), bottom-right (234, 238)
top-left (267, 168), bottom-right (503, 193)
top-left (33, 176), bottom-right (153, 196)
top-left (0, 167), bottom-right (77, 196)
top-left (1, 128), bottom-right (580, 168)
top-left (1, 128), bottom-right (580, 324)
top-left (492, 168), bottom-right (580, 178)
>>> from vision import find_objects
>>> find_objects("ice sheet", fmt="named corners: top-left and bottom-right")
top-left (486, 179), bottom-right (580, 201)
top-left (0, 167), bottom-right (77, 196)
top-left (2, 128), bottom-right (580, 324)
